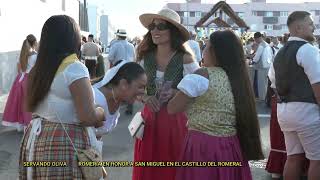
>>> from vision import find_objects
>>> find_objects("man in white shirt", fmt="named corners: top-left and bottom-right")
top-left (251, 32), bottom-right (273, 101)
top-left (82, 34), bottom-right (100, 78)
top-left (108, 29), bottom-right (135, 67)
top-left (270, 11), bottom-right (320, 180)
top-left (271, 36), bottom-right (283, 57)
top-left (108, 29), bottom-right (136, 115)
top-left (186, 31), bottom-right (202, 64)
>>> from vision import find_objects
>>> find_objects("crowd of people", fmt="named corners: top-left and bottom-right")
top-left (1, 7), bottom-right (320, 180)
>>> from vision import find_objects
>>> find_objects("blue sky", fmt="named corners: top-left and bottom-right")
top-left (88, 0), bottom-right (320, 38)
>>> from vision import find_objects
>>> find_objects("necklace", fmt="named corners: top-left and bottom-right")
top-left (156, 50), bottom-right (177, 70)
top-left (111, 87), bottom-right (118, 103)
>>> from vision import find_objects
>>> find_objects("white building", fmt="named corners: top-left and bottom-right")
top-left (0, 0), bottom-right (80, 95)
top-left (166, 0), bottom-right (320, 37)
top-left (100, 15), bottom-right (116, 49)
top-left (87, 4), bottom-right (102, 39)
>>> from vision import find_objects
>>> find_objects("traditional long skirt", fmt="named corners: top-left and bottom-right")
top-left (175, 130), bottom-right (252, 180)
top-left (19, 120), bottom-right (90, 179)
top-left (2, 73), bottom-right (32, 130)
top-left (266, 96), bottom-right (287, 174)
top-left (132, 105), bottom-right (188, 180)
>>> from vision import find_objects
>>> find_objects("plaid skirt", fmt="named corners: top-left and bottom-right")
top-left (19, 120), bottom-right (90, 179)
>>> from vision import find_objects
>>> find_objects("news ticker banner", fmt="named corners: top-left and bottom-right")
top-left (24, 161), bottom-right (245, 167)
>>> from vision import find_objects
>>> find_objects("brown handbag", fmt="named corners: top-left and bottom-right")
top-left (54, 107), bottom-right (107, 180)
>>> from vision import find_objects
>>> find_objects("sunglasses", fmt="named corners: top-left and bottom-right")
top-left (148, 23), bottom-right (170, 31)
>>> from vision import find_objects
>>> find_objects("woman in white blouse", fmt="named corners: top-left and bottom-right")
top-left (19, 15), bottom-right (105, 179)
top-left (92, 60), bottom-right (147, 137)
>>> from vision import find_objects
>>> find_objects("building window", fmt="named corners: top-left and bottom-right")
top-left (281, 24), bottom-right (288, 30)
top-left (195, 11), bottom-right (202, 17)
top-left (177, 11), bottom-right (184, 17)
top-left (62, 0), bottom-right (65, 11)
top-left (202, 12), bottom-right (207, 17)
top-left (273, 25), bottom-right (282, 30)
top-left (257, 11), bottom-right (265, 16)
top-left (252, 11), bottom-right (258, 16)
top-left (273, 11), bottom-right (280, 17)
top-left (264, 24), bottom-right (273, 30)
top-left (263, 17), bottom-right (278, 24)
top-left (265, 11), bottom-right (273, 17)
top-left (280, 11), bottom-right (288, 17)
top-left (184, 11), bottom-right (189, 17)
top-left (190, 11), bottom-right (195, 17)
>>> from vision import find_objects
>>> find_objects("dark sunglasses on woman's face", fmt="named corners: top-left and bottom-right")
top-left (148, 23), bottom-right (170, 31)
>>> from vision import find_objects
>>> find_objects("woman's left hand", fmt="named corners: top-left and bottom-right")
top-left (159, 89), bottom-right (177, 104)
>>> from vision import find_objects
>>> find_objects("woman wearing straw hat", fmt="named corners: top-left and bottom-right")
top-left (133, 8), bottom-right (200, 180)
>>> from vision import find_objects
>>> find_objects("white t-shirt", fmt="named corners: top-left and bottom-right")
top-left (269, 37), bottom-right (320, 131)
top-left (92, 86), bottom-right (120, 136)
top-left (253, 41), bottom-right (273, 69)
top-left (187, 40), bottom-right (202, 62)
top-left (34, 61), bottom-right (90, 124)
top-left (108, 40), bottom-right (135, 64)
top-left (26, 54), bottom-right (37, 73)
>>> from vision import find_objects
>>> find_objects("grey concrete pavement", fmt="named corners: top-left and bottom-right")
top-left (0, 98), bottom-right (274, 180)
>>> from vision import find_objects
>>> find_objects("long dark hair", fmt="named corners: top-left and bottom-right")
top-left (27, 15), bottom-right (81, 112)
top-left (92, 61), bottom-right (145, 87)
top-left (209, 30), bottom-right (264, 160)
top-left (19, 34), bottom-right (37, 72)
top-left (136, 21), bottom-right (189, 61)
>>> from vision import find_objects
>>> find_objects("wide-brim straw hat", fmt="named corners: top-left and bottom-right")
top-left (139, 8), bottom-right (189, 42)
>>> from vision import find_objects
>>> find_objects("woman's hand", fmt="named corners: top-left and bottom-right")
top-left (159, 88), bottom-right (177, 104)
top-left (143, 95), bottom-right (160, 112)
top-left (94, 107), bottom-right (105, 128)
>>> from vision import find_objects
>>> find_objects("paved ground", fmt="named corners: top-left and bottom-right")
top-left (0, 93), bottom-right (275, 180)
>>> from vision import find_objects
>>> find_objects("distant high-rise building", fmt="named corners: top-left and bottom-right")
top-left (100, 15), bottom-right (116, 47)
top-left (87, 5), bottom-right (102, 39)
top-left (79, 2), bottom-right (89, 31)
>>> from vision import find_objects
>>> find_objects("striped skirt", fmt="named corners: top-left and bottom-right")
top-left (19, 120), bottom-right (90, 179)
